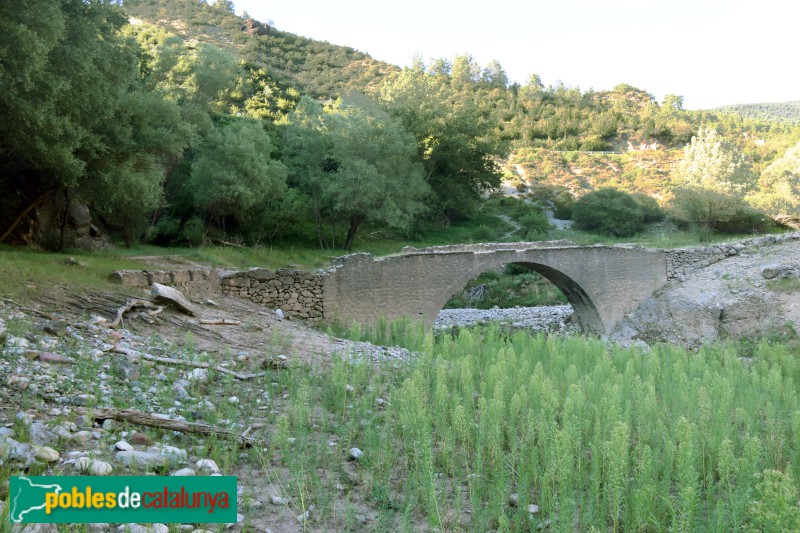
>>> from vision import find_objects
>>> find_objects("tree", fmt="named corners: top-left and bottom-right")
top-left (451, 53), bottom-right (481, 86)
top-left (481, 60), bottom-right (508, 89)
top-left (671, 127), bottom-right (761, 233)
top-left (378, 69), bottom-right (502, 220)
top-left (190, 119), bottom-right (287, 232)
top-left (572, 188), bottom-right (645, 237)
top-left (0, 0), bottom-right (192, 248)
top-left (283, 97), bottom-right (332, 247)
top-left (325, 103), bottom-right (429, 249)
top-left (747, 141), bottom-right (800, 222)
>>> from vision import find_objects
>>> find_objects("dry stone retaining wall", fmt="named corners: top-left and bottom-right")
top-left (220, 268), bottom-right (325, 321)
top-left (109, 269), bottom-right (219, 300)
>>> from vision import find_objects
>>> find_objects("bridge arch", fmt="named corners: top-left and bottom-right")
top-left (437, 261), bottom-right (603, 333)
top-left (322, 245), bottom-right (669, 336)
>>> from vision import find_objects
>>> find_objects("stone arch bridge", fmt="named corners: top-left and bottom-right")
top-left (321, 237), bottom-right (768, 335)
top-left (116, 236), bottom-right (788, 336)
top-left (324, 241), bottom-right (674, 335)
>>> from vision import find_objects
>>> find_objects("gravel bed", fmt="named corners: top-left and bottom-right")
top-left (435, 305), bottom-right (577, 334)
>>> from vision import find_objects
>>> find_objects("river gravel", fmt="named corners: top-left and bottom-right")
top-left (435, 304), bottom-right (578, 333)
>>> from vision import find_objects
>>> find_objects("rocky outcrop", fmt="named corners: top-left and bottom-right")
top-left (240, 18), bottom-right (269, 36)
top-left (614, 235), bottom-right (800, 348)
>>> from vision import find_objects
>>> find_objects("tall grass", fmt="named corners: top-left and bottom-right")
top-left (273, 325), bottom-right (800, 531)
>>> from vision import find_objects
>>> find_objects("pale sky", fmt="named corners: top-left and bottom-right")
top-left (233, 0), bottom-right (799, 110)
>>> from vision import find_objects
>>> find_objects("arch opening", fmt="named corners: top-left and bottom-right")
top-left (436, 261), bottom-right (604, 334)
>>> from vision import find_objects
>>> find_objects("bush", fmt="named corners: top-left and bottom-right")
top-left (518, 207), bottom-right (551, 238)
top-left (672, 187), bottom-right (770, 234)
top-left (630, 192), bottom-right (664, 223)
top-left (552, 190), bottom-right (574, 220)
top-left (572, 188), bottom-right (645, 237)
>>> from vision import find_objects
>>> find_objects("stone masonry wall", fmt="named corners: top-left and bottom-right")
top-left (109, 269), bottom-right (220, 299)
top-left (220, 268), bottom-right (325, 321)
top-left (665, 232), bottom-right (800, 281)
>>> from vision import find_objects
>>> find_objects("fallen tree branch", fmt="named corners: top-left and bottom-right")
top-left (109, 346), bottom-right (269, 380)
top-left (110, 298), bottom-right (163, 329)
top-left (199, 319), bottom-right (241, 326)
top-left (0, 297), bottom-right (57, 320)
top-left (90, 408), bottom-right (261, 447)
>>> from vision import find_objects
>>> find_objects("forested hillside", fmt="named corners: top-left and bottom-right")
top-left (2, 0), bottom-right (800, 253)
top-left (714, 101), bottom-right (800, 124)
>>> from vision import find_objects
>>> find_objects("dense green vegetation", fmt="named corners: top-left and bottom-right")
top-left (714, 101), bottom-right (800, 124)
top-left (3, 0), bottom-right (800, 257)
top-left (444, 264), bottom-right (567, 309)
top-left (275, 323), bottom-right (800, 531)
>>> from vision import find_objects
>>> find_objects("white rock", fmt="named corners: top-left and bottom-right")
top-left (171, 468), bottom-right (196, 476)
top-left (228, 396), bottom-right (239, 404)
top-left (348, 447), bottom-right (363, 461)
top-left (114, 440), bottom-right (133, 451)
top-left (33, 446), bottom-right (60, 463)
top-left (270, 495), bottom-right (289, 505)
top-left (90, 460), bottom-right (114, 476)
top-left (196, 458), bottom-right (220, 473)
top-left (188, 368), bottom-right (208, 382)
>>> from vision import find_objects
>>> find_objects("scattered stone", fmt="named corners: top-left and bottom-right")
top-left (355, 514), bottom-right (367, 525)
top-left (65, 257), bottom-right (89, 268)
top-left (204, 299), bottom-right (218, 306)
top-left (72, 431), bottom-right (93, 445)
top-left (115, 440), bottom-right (133, 451)
top-left (509, 493), bottom-right (519, 507)
top-left (115, 450), bottom-right (169, 469)
top-left (42, 320), bottom-right (68, 336)
top-left (101, 419), bottom-right (120, 431)
top-left (29, 423), bottom-right (57, 446)
top-left (196, 458), bottom-right (220, 473)
top-left (270, 495), bottom-right (289, 506)
top-left (348, 447), bottom-right (363, 461)
top-left (130, 432), bottom-right (154, 446)
top-left (16, 411), bottom-right (34, 426)
top-left (274, 309), bottom-right (284, 319)
top-left (188, 368), bottom-right (208, 382)
top-left (528, 503), bottom-right (540, 514)
top-left (8, 375), bottom-right (30, 390)
top-left (75, 458), bottom-right (113, 476)
top-left (345, 384), bottom-right (355, 394)
top-left (33, 446), bottom-right (60, 463)
top-left (85, 524), bottom-right (110, 533)
top-left (150, 283), bottom-right (198, 316)
top-left (171, 468), bottom-right (196, 476)
top-left (375, 398), bottom-right (385, 407)
top-left (72, 394), bottom-right (96, 406)
top-left (4, 438), bottom-right (35, 466)
top-left (228, 396), bottom-right (239, 405)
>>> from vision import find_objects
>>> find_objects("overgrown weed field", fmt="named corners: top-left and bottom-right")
top-left (274, 325), bottom-right (800, 531)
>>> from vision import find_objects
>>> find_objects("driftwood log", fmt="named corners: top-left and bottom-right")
top-left (91, 408), bottom-right (261, 447)
top-left (110, 345), bottom-right (269, 380)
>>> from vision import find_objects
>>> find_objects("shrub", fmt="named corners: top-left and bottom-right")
top-left (572, 188), bottom-right (645, 237)
top-left (518, 207), bottom-right (551, 238)
top-left (672, 187), bottom-right (770, 234)
top-left (631, 192), bottom-right (664, 223)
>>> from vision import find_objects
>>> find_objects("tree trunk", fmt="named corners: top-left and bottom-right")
top-left (343, 214), bottom-right (363, 251)
top-left (58, 189), bottom-right (70, 252)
